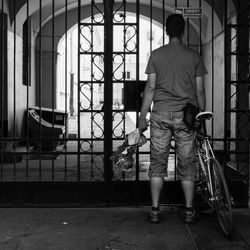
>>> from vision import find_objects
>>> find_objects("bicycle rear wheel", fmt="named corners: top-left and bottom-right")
top-left (210, 158), bottom-right (233, 238)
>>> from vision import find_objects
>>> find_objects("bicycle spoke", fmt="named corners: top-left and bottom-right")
top-left (196, 156), bottom-right (214, 211)
top-left (210, 158), bottom-right (233, 238)
top-left (196, 113), bottom-right (233, 238)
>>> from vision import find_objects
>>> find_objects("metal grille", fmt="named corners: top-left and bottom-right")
top-left (78, 2), bottom-right (105, 181)
top-left (0, 0), bottom-right (219, 182)
top-left (224, 0), bottom-right (250, 183)
top-left (0, 0), bottom-right (247, 205)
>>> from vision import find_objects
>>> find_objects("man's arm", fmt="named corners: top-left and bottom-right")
top-left (138, 73), bottom-right (156, 132)
top-left (196, 76), bottom-right (206, 111)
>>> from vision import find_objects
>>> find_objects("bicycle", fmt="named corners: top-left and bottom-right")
top-left (195, 111), bottom-right (233, 238)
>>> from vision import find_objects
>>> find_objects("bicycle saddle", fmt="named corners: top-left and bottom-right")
top-left (196, 111), bottom-right (213, 121)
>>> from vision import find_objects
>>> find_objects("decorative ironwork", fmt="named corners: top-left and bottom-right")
top-left (91, 154), bottom-right (104, 180)
top-left (113, 54), bottom-right (125, 81)
top-left (92, 54), bottom-right (104, 81)
top-left (124, 25), bottom-right (137, 52)
top-left (80, 25), bottom-right (93, 52)
top-left (92, 1), bottom-right (105, 24)
top-left (80, 83), bottom-right (92, 110)
top-left (80, 140), bottom-right (92, 152)
top-left (78, 0), bottom-right (106, 181)
top-left (113, 112), bottom-right (125, 138)
top-left (92, 112), bottom-right (104, 138)
top-left (225, 0), bottom-right (250, 179)
top-left (113, 1), bottom-right (126, 23)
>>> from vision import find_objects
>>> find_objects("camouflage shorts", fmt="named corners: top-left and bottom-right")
top-left (149, 111), bottom-right (197, 181)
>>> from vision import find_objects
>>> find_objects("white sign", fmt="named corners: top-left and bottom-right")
top-left (175, 7), bottom-right (203, 18)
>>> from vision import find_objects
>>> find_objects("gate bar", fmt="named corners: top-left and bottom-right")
top-left (1, 0), bottom-right (4, 180)
top-left (77, 0), bottom-right (81, 181)
top-left (39, 0), bottom-right (42, 180)
top-left (198, 0), bottom-right (201, 54)
top-left (52, 0), bottom-right (55, 181)
top-left (162, 0), bottom-right (165, 45)
top-left (13, 0), bottom-right (17, 181)
top-left (211, 0), bottom-right (214, 139)
top-left (187, 0), bottom-right (189, 47)
top-left (150, 0), bottom-right (152, 53)
top-left (135, 0), bottom-right (140, 181)
top-left (121, 0), bottom-right (126, 181)
top-left (90, 1), bottom-right (94, 181)
top-left (104, 0), bottom-right (114, 182)
top-left (26, 0), bottom-right (30, 180)
top-left (64, 0), bottom-right (68, 181)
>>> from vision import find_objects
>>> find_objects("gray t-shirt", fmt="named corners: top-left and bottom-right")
top-left (145, 43), bottom-right (207, 112)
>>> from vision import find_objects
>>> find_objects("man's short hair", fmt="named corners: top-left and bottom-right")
top-left (166, 14), bottom-right (185, 39)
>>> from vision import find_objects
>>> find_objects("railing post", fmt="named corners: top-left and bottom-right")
top-left (103, 0), bottom-right (113, 183)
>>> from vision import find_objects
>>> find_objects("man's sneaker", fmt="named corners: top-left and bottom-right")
top-left (183, 208), bottom-right (196, 224)
top-left (149, 209), bottom-right (160, 223)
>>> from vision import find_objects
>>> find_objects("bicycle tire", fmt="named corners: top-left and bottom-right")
top-left (210, 158), bottom-right (233, 238)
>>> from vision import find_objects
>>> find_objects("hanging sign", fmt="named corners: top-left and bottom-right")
top-left (175, 7), bottom-right (203, 18)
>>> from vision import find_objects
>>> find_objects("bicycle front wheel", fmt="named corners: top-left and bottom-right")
top-left (210, 158), bottom-right (233, 238)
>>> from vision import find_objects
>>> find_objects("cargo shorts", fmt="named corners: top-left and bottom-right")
top-left (149, 111), bottom-right (197, 181)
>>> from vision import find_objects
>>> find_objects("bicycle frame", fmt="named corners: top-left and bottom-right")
top-left (196, 113), bottom-right (233, 238)
top-left (197, 135), bottom-right (216, 205)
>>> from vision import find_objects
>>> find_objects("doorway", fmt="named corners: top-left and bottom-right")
top-left (56, 8), bottom-right (172, 183)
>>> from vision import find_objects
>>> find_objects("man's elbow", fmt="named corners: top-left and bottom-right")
top-left (145, 84), bottom-right (156, 94)
top-left (197, 88), bottom-right (205, 97)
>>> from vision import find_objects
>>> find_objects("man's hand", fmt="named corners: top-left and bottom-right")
top-left (138, 117), bottom-right (148, 133)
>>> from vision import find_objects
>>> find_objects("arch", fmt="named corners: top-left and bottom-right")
top-left (35, 2), bottom-right (208, 108)
top-left (36, 2), bottom-right (208, 52)
top-left (11, 0), bottom-right (237, 37)
top-left (56, 12), bottom-right (170, 111)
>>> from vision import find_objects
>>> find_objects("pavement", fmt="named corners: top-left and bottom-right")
top-left (0, 207), bottom-right (249, 250)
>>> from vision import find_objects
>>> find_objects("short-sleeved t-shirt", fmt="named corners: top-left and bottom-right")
top-left (145, 43), bottom-right (207, 112)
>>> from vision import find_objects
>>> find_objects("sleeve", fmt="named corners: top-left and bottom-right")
top-left (145, 54), bottom-right (156, 74)
top-left (195, 55), bottom-right (208, 77)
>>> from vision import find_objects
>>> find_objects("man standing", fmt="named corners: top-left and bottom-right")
top-left (138, 14), bottom-right (207, 223)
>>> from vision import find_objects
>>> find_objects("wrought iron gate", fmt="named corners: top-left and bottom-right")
top-left (0, 0), bottom-right (248, 205)
top-left (224, 0), bottom-right (250, 206)
top-left (78, 1), bottom-right (144, 183)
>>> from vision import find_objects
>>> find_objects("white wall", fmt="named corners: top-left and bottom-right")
top-left (203, 32), bottom-right (225, 150)
top-left (7, 26), bottom-right (36, 139)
